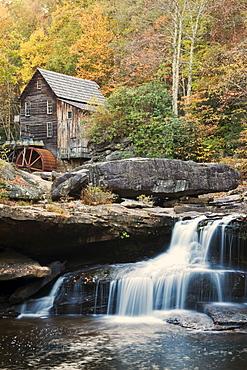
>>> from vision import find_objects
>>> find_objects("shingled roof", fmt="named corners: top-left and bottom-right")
top-left (21, 68), bottom-right (105, 107)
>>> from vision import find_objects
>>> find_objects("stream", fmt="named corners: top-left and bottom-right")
top-left (1, 315), bottom-right (247, 370)
top-left (1, 215), bottom-right (247, 369)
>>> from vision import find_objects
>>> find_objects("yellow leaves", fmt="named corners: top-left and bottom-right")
top-left (19, 27), bottom-right (52, 84)
top-left (70, 4), bottom-right (114, 93)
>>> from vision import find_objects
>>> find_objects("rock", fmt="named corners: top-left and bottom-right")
top-left (51, 170), bottom-right (63, 181)
top-left (179, 196), bottom-right (213, 204)
top-left (51, 172), bottom-right (77, 189)
top-left (52, 267), bottom-right (111, 315)
top-left (0, 160), bottom-right (16, 181)
top-left (165, 311), bottom-right (240, 331)
top-left (105, 151), bottom-right (133, 161)
top-left (174, 204), bottom-right (215, 213)
top-left (9, 261), bottom-right (65, 304)
top-left (85, 158), bottom-right (240, 198)
top-left (0, 202), bottom-right (174, 261)
top-left (32, 171), bottom-right (53, 181)
top-left (51, 172), bottom-right (88, 200)
top-left (0, 160), bottom-right (49, 201)
top-left (120, 199), bottom-right (153, 208)
top-left (197, 303), bottom-right (247, 326)
top-left (6, 183), bottom-right (44, 201)
top-left (0, 310), bottom-right (19, 318)
top-left (0, 252), bottom-right (51, 281)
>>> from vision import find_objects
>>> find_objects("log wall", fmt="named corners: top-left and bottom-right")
top-left (20, 72), bottom-right (58, 156)
top-left (57, 100), bottom-right (89, 151)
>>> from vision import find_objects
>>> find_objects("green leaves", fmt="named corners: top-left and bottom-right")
top-left (89, 80), bottom-right (200, 160)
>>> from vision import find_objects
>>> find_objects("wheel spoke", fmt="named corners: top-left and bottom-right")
top-left (29, 166), bottom-right (42, 171)
top-left (23, 156), bottom-right (28, 166)
top-left (16, 147), bottom-right (56, 172)
top-left (27, 148), bottom-right (33, 165)
top-left (29, 155), bottom-right (41, 168)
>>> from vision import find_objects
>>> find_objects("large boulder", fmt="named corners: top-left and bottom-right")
top-left (0, 160), bottom-right (51, 201)
top-left (85, 158), bottom-right (240, 198)
top-left (51, 170), bottom-right (88, 201)
top-left (0, 251), bottom-right (51, 281)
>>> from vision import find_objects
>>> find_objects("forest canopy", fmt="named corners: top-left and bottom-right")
top-left (1, 0), bottom-right (247, 162)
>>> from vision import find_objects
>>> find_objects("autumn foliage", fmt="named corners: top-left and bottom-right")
top-left (1, 0), bottom-right (247, 162)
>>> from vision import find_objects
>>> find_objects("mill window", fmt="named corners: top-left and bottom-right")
top-left (47, 100), bottom-right (53, 114)
top-left (47, 122), bottom-right (53, 137)
top-left (25, 102), bottom-right (31, 116)
top-left (37, 80), bottom-right (42, 89)
top-left (68, 111), bottom-right (72, 119)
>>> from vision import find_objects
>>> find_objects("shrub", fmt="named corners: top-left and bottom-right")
top-left (88, 80), bottom-right (200, 161)
top-left (81, 185), bottom-right (117, 205)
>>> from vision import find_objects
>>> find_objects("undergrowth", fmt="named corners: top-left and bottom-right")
top-left (81, 185), bottom-right (117, 205)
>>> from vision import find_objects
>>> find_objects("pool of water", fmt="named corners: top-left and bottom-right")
top-left (0, 314), bottom-right (247, 370)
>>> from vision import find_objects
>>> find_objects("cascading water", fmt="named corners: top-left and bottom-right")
top-left (107, 215), bottom-right (247, 316)
top-left (18, 276), bottom-right (65, 318)
top-left (17, 215), bottom-right (247, 318)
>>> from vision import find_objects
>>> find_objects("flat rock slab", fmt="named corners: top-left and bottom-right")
top-left (165, 311), bottom-right (240, 331)
top-left (0, 252), bottom-right (51, 281)
top-left (197, 303), bottom-right (247, 325)
top-left (0, 202), bottom-right (175, 257)
top-left (86, 158), bottom-right (240, 198)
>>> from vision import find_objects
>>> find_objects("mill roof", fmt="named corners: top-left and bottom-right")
top-left (21, 68), bottom-right (105, 106)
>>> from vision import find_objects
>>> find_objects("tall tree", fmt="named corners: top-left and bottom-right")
top-left (0, 2), bottom-right (22, 140)
top-left (46, 0), bottom-right (82, 75)
top-left (70, 3), bottom-right (115, 93)
top-left (156, 0), bottom-right (209, 115)
top-left (19, 27), bottom-right (52, 83)
top-left (4, 0), bottom-right (55, 40)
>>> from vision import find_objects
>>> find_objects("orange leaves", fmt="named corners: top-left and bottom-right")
top-left (70, 4), bottom-right (115, 93)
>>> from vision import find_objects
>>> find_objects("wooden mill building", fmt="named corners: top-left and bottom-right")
top-left (17, 68), bottom-right (105, 171)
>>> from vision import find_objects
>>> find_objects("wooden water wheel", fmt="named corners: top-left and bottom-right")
top-left (16, 147), bottom-right (57, 172)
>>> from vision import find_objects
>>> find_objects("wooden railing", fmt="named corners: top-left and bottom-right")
top-left (58, 146), bottom-right (91, 159)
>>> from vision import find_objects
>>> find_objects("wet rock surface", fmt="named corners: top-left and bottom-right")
top-left (165, 311), bottom-right (242, 331)
top-left (197, 303), bottom-right (247, 326)
top-left (9, 261), bottom-right (65, 304)
top-left (52, 268), bottom-right (111, 316)
top-left (0, 159), bottom-right (247, 324)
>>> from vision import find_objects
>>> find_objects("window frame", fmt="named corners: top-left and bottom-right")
top-left (47, 100), bottom-right (53, 114)
top-left (47, 122), bottom-right (53, 138)
top-left (24, 102), bottom-right (31, 117)
top-left (37, 80), bottom-right (42, 89)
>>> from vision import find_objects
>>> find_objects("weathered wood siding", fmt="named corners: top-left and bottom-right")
top-left (20, 71), bottom-right (58, 156)
top-left (57, 100), bottom-right (88, 150)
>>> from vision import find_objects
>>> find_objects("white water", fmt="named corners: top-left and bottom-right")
top-left (18, 276), bottom-right (65, 318)
top-left (107, 215), bottom-right (240, 316)
top-left (17, 215), bottom-right (245, 318)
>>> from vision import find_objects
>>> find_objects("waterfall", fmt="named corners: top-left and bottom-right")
top-left (18, 276), bottom-right (65, 318)
top-left (107, 215), bottom-right (245, 316)
top-left (16, 215), bottom-right (247, 318)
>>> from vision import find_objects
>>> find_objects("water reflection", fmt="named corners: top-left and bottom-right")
top-left (0, 316), bottom-right (247, 369)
